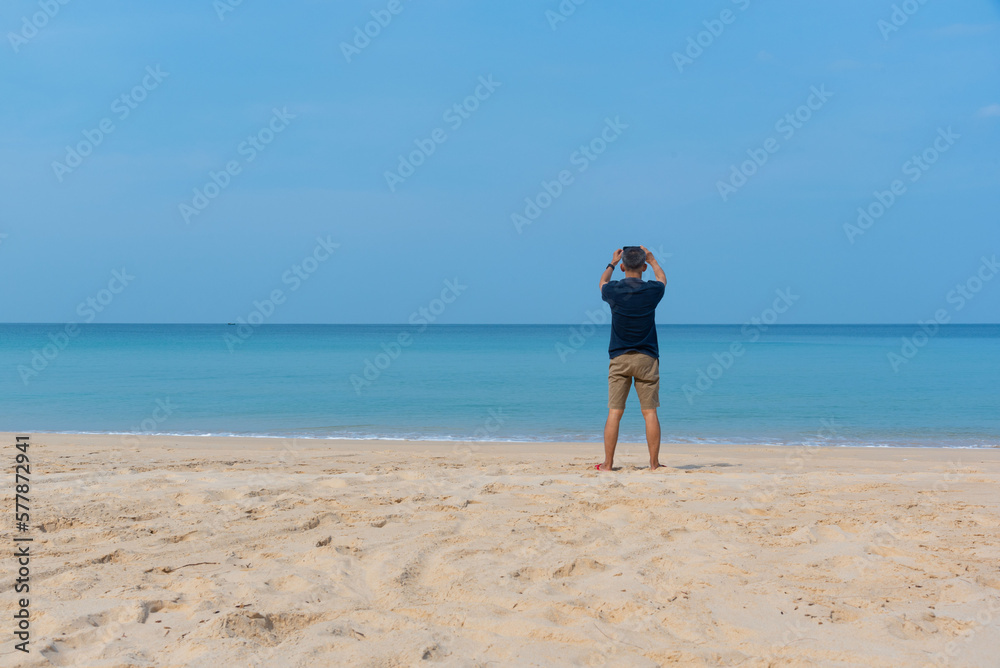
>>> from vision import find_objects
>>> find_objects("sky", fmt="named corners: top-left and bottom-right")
top-left (1, 0), bottom-right (998, 324)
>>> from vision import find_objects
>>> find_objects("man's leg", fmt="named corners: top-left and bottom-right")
top-left (641, 408), bottom-right (663, 469)
top-left (634, 354), bottom-right (663, 470)
top-left (601, 408), bottom-right (625, 470)
top-left (602, 356), bottom-right (630, 471)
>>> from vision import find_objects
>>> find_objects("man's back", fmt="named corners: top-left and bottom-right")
top-left (601, 277), bottom-right (665, 359)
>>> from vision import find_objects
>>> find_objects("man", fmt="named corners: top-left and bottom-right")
top-left (597, 245), bottom-right (667, 471)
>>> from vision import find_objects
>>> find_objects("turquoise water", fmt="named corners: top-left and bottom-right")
top-left (1, 324), bottom-right (998, 447)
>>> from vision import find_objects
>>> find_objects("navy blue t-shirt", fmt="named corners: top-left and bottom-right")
top-left (600, 278), bottom-right (665, 359)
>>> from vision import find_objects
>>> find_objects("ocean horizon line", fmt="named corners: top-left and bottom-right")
top-left (3, 322), bottom-right (999, 327)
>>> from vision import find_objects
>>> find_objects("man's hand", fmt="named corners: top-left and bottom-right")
top-left (600, 249), bottom-right (622, 292)
top-left (640, 245), bottom-right (667, 285)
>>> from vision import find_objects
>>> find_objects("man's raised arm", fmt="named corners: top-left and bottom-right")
top-left (641, 245), bottom-right (667, 284)
top-left (600, 248), bottom-right (623, 292)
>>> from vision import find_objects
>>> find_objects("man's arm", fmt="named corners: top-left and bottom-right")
top-left (600, 249), bottom-right (623, 292)
top-left (641, 245), bottom-right (667, 284)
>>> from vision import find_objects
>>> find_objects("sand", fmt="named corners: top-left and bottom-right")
top-left (2, 432), bottom-right (999, 667)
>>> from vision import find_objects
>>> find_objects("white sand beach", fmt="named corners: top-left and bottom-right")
top-left (3, 433), bottom-right (999, 667)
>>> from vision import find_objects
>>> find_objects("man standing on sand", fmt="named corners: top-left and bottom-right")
top-left (596, 246), bottom-right (667, 471)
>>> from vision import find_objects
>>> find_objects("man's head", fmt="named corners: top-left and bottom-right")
top-left (621, 246), bottom-right (647, 273)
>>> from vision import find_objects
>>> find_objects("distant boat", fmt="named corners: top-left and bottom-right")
top-left (227, 323), bottom-right (236, 325)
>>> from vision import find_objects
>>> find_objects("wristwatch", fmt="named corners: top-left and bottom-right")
top-left (606, 262), bottom-right (616, 270)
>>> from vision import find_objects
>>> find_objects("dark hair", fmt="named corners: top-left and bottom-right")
top-left (622, 247), bottom-right (646, 270)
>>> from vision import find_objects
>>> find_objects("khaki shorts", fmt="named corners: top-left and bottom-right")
top-left (608, 352), bottom-right (659, 410)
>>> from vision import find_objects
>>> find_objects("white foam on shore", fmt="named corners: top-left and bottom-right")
top-left (14, 428), bottom-right (1000, 448)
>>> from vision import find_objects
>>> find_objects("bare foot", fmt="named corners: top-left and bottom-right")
top-left (596, 463), bottom-right (613, 471)
top-left (649, 462), bottom-right (669, 471)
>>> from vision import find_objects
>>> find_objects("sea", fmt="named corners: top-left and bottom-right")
top-left (1, 324), bottom-right (998, 448)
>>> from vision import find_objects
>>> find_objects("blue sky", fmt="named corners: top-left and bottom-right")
top-left (1, 0), bottom-right (998, 324)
